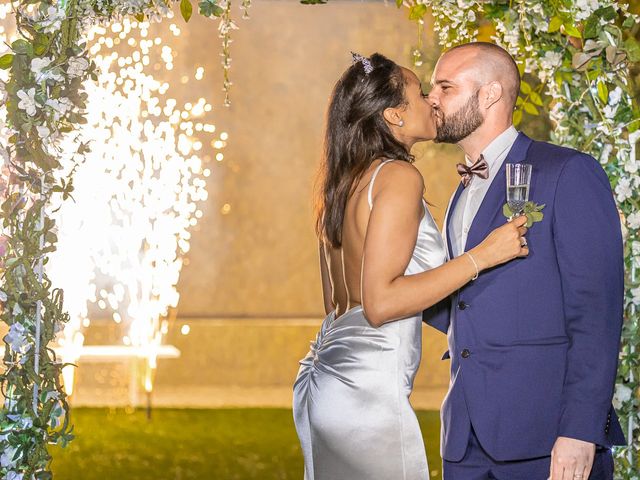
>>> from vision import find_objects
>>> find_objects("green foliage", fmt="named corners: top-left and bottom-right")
top-left (359, 1), bottom-right (639, 477)
top-left (180, 0), bottom-right (193, 22)
top-left (503, 202), bottom-right (546, 228)
top-left (199, 0), bottom-right (224, 17)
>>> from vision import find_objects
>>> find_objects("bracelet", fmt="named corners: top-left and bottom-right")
top-left (465, 252), bottom-right (479, 281)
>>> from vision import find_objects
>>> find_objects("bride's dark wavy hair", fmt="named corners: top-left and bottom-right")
top-left (315, 53), bottom-right (414, 248)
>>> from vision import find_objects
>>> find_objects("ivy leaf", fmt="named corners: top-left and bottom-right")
top-left (0, 53), bottom-right (13, 69)
top-left (408, 4), bottom-right (427, 21)
top-left (503, 203), bottom-right (514, 218)
top-left (597, 80), bottom-right (609, 104)
top-left (513, 109), bottom-right (523, 126)
top-left (11, 39), bottom-right (32, 55)
top-left (520, 80), bottom-right (532, 95)
top-left (395, 0), bottom-right (403, 7)
top-left (33, 34), bottom-right (50, 56)
top-left (572, 52), bottom-right (591, 71)
top-left (563, 24), bottom-right (582, 39)
top-left (529, 91), bottom-right (543, 107)
top-left (180, 0), bottom-right (193, 22)
top-left (548, 16), bottom-right (563, 33)
top-left (623, 37), bottom-right (640, 63)
top-left (622, 15), bottom-right (637, 29)
top-left (523, 102), bottom-right (539, 116)
top-left (594, 6), bottom-right (617, 21)
top-left (583, 15), bottom-right (599, 39)
top-left (199, 0), bottom-right (224, 17)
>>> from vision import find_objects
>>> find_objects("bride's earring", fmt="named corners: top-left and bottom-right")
top-left (398, 120), bottom-right (404, 127)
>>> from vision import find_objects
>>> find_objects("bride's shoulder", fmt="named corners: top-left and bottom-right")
top-left (375, 159), bottom-right (424, 190)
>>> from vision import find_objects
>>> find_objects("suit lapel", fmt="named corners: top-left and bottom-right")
top-left (445, 181), bottom-right (465, 260)
top-left (463, 132), bottom-right (534, 253)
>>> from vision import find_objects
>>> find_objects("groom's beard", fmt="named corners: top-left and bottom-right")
top-left (434, 90), bottom-right (484, 144)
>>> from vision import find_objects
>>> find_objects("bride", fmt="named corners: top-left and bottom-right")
top-left (292, 52), bottom-right (529, 480)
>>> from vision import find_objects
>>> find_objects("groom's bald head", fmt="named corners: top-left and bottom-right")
top-left (440, 42), bottom-right (521, 109)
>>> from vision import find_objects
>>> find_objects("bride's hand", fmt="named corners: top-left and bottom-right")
top-left (469, 215), bottom-right (529, 271)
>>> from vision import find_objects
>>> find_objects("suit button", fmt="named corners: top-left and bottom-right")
top-left (461, 349), bottom-right (471, 358)
top-left (458, 301), bottom-right (468, 310)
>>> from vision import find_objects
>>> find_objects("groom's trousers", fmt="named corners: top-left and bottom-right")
top-left (443, 426), bottom-right (614, 480)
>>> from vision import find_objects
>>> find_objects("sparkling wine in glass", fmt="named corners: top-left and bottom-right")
top-left (506, 163), bottom-right (532, 218)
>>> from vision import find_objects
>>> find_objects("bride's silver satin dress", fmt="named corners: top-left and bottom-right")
top-left (293, 159), bottom-right (448, 480)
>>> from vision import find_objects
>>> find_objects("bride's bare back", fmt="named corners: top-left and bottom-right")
top-left (320, 159), bottom-right (425, 318)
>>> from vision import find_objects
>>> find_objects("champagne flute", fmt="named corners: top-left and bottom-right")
top-left (506, 163), bottom-right (532, 219)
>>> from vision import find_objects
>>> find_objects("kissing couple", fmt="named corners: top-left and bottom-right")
top-left (293, 42), bottom-right (625, 480)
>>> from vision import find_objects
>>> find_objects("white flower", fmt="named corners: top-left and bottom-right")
top-left (616, 177), bottom-right (633, 202)
top-left (218, 19), bottom-right (239, 36)
top-left (7, 414), bottom-right (33, 430)
top-left (574, 0), bottom-right (599, 21)
top-left (45, 390), bottom-right (60, 402)
top-left (30, 56), bottom-right (62, 83)
top-left (612, 383), bottom-right (633, 409)
top-left (39, 5), bottom-right (66, 34)
top-left (542, 51), bottom-right (563, 69)
top-left (0, 81), bottom-right (7, 103)
top-left (45, 97), bottom-right (73, 120)
top-left (609, 86), bottom-right (623, 106)
top-left (67, 56), bottom-right (89, 78)
top-left (0, 290), bottom-right (6, 302)
top-left (603, 103), bottom-right (618, 120)
top-left (4, 322), bottom-right (29, 354)
top-left (632, 286), bottom-right (640, 305)
top-left (625, 157), bottom-right (639, 174)
top-left (599, 143), bottom-right (613, 165)
top-left (36, 125), bottom-right (50, 139)
top-left (628, 212), bottom-right (640, 229)
top-left (6, 471), bottom-right (24, 480)
top-left (0, 445), bottom-right (19, 468)
top-left (16, 88), bottom-right (37, 117)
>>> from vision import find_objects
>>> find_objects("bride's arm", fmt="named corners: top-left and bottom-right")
top-left (319, 240), bottom-right (335, 315)
top-left (361, 161), bottom-right (527, 327)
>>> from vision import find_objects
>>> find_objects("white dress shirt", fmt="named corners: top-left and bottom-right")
top-left (449, 126), bottom-right (519, 258)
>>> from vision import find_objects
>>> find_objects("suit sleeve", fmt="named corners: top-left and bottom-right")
top-left (552, 153), bottom-right (624, 445)
top-left (422, 296), bottom-right (451, 334)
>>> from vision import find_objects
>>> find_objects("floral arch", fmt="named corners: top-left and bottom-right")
top-left (0, 0), bottom-right (638, 478)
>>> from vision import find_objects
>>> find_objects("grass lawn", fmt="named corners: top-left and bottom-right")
top-left (50, 408), bottom-right (442, 480)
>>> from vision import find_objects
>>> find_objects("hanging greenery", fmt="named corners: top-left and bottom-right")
top-left (1, 0), bottom-right (638, 478)
top-left (397, 0), bottom-right (640, 476)
top-left (0, 0), bottom-right (246, 477)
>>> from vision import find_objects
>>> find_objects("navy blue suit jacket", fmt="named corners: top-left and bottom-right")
top-left (423, 132), bottom-right (626, 462)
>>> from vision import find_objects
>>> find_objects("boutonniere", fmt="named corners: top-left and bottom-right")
top-left (502, 201), bottom-right (546, 228)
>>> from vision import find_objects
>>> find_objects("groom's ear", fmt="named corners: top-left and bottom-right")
top-left (482, 81), bottom-right (503, 110)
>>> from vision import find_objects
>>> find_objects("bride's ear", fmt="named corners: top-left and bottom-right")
top-left (383, 107), bottom-right (404, 127)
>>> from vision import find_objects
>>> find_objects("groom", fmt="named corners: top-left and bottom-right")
top-left (422, 42), bottom-right (625, 479)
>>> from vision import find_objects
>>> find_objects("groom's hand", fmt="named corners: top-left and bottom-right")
top-left (549, 436), bottom-right (596, 480)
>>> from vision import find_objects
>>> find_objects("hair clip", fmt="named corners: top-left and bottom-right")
top-left (351, 51), bottom-right (374, 75)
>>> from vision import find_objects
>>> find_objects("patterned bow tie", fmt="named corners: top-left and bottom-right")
top-left (457, 154), bottom-right (489, 187)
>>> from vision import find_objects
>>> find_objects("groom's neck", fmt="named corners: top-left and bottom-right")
top-left (457, 118), bottom-right (513, 161)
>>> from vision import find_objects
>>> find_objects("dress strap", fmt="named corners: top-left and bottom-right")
top-left (367, 159), bottom-right (395, 210)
